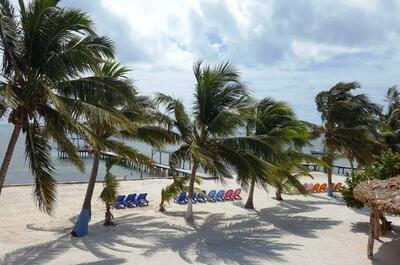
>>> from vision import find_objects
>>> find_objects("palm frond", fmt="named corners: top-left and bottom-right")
top-left (24, 123), bottom-right (57, 215)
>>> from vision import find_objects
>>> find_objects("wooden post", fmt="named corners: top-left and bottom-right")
top-left (368, 210), bottom-right (376, 259)
top-left (374, 211), bottom-right (380, 240)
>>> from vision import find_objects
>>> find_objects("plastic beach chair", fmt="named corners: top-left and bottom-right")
top-left (125, 193), bottom-right (137, 208)
top-left (319, 183), bottom-right (328, 193)
top-left (224, 189), bottom-right (234, 200)
top-left (135, 193), bottom-right (149, 207)
top-left (216, 190), bottom-right (225, 201)
top-left (312, 183), bottom-right (320, 193)
top-left (233, 188), bottom-right (242, 200)
top-left (207, 190), bottom-right (217, 202)
top-left (175, 191), bottom-right (188, 204)
top-left (114, 195), bottom-right (126, 209)
top-left (194, 191), bottom-right (207, 203)
top-left (334, 182), bottom-right (342, 192)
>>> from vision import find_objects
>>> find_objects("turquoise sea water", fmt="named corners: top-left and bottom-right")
top-left (0, 124), bottom-right (170, 184)
top-left (0, 124), bottom-right (350, 185)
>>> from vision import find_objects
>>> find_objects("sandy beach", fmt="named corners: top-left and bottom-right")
top-left (0, 172), bottom-right (398, 265)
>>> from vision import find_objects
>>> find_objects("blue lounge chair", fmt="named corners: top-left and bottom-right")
top-left (207, 190), bottom-right (217, 202)
top-left (175, 191), bottom-right (188, 204)
top-left (135, 193), bottom-right (149, 207)
top-left (114, 195), bottom-right (126, 209)
top-left (195, 191), bottom-right (207, 203)
top-left (125, 193), bottom-right (137, 208)
top-left (190, 192), bottom-right (198, 203)
top-left (216, 190), bottom-right (225, 201)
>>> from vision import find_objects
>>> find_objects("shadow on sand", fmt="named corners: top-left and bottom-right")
top-left (1, 200), bottom-right (342, 265)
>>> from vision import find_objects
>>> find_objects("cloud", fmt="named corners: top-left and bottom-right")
top-left (58, 0), bottom-right (400, 123)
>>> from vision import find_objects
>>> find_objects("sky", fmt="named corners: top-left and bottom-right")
top-left (5, 0), bottom-right (400, 124)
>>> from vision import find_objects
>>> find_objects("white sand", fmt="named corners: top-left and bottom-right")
top-left (0, 172), bottom-right (399, 265)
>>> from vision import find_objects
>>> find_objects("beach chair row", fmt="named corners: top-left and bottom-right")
top-left (175, 188), bottom-right (242, 204)
top-left (303, 182), bottom-right (342, 193)
top-left (113, 193), bottom-right (149, 209)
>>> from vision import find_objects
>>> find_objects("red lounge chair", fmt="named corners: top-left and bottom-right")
top-left (233, 188), bottom-right (242, 200)
top-left (224, 189), bottom-right (234, 200)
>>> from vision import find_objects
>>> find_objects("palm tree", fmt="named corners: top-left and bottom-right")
top-left (242, 98), bottom-right (313, 209)
top-left (381, 86), bottom-right (400, 152)
top-left (72, 61), bottom-right (176, 236)
top-left (0, 0), bottom-right (120, 214)
top-left (315, 82), bottom-right (380, 196)
top-left (100, 157), bottom-right (121, 226)
top-left (156, 61), bottom-right (274, 221)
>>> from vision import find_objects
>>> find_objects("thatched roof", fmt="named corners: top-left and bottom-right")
top-left (354, 177), bottom-right (400, 216)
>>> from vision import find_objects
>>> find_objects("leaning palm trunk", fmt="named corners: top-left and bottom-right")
top-left (72, 152), bottom-right (100, 236)
top-left (244, 178), bottom-right (256, 209)
top-left (185, 162), bottom-right (198, 221)
top-left (349, 159), bottom-right (355, 177)
top-left (82, 153), bottom-right (101, 212)
top-left (104, 202), bottom-right (114, 226)
top-left (0, 125), bottom-right (22, 194)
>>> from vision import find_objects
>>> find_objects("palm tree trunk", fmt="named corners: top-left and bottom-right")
top-left (244, 178), bottom-right (256, 209)
top-left (0, 125), bottom-right (22, 194)
top-left (82, 153), bottom-right (101, 213)
top-left (159, 189), bottom-right (166, 212)
top-left (325, 148), bottom-right (334, 197)
top-left (275, 187), bottom-right (283, 201)
top-left (327, 166), bottom-right (334, 197)
top-left (349, 159), bottom-right (355, 177)
top-left (72, 152), bottom-right (100, 236)
top-left (104, 202), bottom-right (114, 226)
top-left (185, 161), bottom-right (198, 222)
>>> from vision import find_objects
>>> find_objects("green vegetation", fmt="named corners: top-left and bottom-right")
top-left (72, 61), bottom-right (176, 234)
top-left (242, 97), bottom-right (317, 208)
top-left (0, 0), bottom-right (116, 214)
top-left (341, 150), bottom-right (400, 208)
top-left (100, 157), bottom-right (122, 226)
top-left (156, 61), bottom-right (275, 221)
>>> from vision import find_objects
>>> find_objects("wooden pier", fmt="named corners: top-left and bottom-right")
top-left (57, 137), bottom-right (353, 178)
top-left (302, 163), bottom-right (354, 176)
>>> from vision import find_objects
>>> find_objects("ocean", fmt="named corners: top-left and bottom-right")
top-left (0, 124), bottom-right (350, 185)
top-left (0, 124), bottom-right (167, 185)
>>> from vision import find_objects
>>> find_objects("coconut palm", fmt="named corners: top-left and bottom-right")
top-left (156, 61), bottom-right (273, 221)
top-left (381, 86), bottom-right (400, 152)
top-left (242, 98), bottom-right (314, 209)
top-left (72, 61), bottom-right (177, 236)
top-left (0, 0), bottom-right (122, 214)
top-left (100, 157), bottom-right (121, 226)
top-left (315, 82), bottom-right (380, 196)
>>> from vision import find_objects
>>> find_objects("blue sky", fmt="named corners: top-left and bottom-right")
top-left (4, 0), bottom-right (400, 125)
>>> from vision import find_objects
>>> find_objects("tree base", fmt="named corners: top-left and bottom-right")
top-left (104, 221), bottom-right (116, 227)
top-left (275, 191), bottom-right (283, 201)
top-left (244, 200), bottom-right (254, 209)
top-left (71, 208), bottom-right (90, 237)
